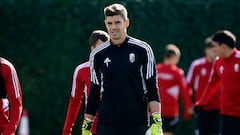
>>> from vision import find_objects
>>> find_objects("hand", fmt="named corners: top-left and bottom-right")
top-left (147, 113), bottom-right (163, 135)
top-left (183, 107), bottom-right (194, 120)
top-left (194, 105), bottom-right (205, 114)
top-left (81, 119), bottom-right (92, 135)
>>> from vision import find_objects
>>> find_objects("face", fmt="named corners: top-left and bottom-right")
top-left (104, 15), bottom-right (129, 44)
top-left (205, 46), bottom-right (217, 61)
top-left (212, 41), bottom-right (226, 58)
top-left (172, 55), bottom-right (180, 65)
top-left (165, 55), bottom-right (179, 65)
top-left (91, 39), bottom-right (105, 51)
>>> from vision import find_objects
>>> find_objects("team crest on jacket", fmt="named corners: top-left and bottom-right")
top-left (234, 63), bottom-right (239, 72)
top-left (129, 53), bottom-right (135, 63)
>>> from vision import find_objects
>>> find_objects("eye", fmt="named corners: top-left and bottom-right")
top-left (115, 21), bottom-right (121, 24)
top-left (107, 22), bottom-right (112, 25)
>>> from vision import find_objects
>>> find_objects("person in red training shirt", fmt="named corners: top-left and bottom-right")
top-left (186, 37), bottom-right (220, 135)
top-left (156, 44), bottom-right (193, 135)
top-left (197, 30), bottom-right (240, 135)
top-left (62, 30), bottom-right (109, 135)
top-left (0, 57), bottom-right (23, 135)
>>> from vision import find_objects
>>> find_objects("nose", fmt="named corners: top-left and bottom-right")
top-left (111, 23), bottom-right (117, 29)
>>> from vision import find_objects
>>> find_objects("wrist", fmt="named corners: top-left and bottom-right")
top-left (151, 112), bottom-right (160, 115)
top-left (85, 117), bottom-right (93, 122)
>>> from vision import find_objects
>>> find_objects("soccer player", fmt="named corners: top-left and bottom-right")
top-left (0, 57), bottom-right (23, 134)
top-left (156, 44), bottom-right (193, 135)
top-left (186, 37), bottom-right (220, 135)
top-left (62, 30), bottom-right (109, 135)
top-left (82, 3), bottom-right (163, 135)
top-left (197, 30), bottom-right (240, 135)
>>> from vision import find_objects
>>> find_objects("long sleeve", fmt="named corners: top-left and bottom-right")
top-left (178, 71), bottom-right (192, 120)
top-left (142, 44), bottom-right (160, 103)
top-left (198, 64), bottom-right (220, 105)
top-left (2, 62), bottom-right (22, 135)
top-left (62, 97), bottom-right (82, 135)
top-left (62, 66), bottom-right (87, 135)
top-left (86, 53), bottom-right (101, 116)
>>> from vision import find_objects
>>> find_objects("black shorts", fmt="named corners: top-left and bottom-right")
top-left (96, 124), bottom-right (148, 135)
top-left (221, 114), bottom-right (240, 135)
top-left (162, 117), bottom-right (178, 133)
top-left (196, 110), bottom-right (220, 135)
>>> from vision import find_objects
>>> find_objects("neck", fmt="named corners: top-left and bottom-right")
top-left (111, 34), bottom-right (127, 45)
top-left (163, 60), bottom-right (174, 65)
top-left (206, 56), bottom-right (214, 63)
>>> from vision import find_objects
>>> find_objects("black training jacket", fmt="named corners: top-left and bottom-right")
top-left (86, 36), bottom-right (160, 126)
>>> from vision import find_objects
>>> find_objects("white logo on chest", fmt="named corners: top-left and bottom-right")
top-left (201, 68), bottom-right (207, 76)
top-left (234, 63), bottom-right (239, 72)
top-left (219, 65), bottom-right (224, 74)
top-left (104, 57), bottom-right (111, 67)
top-left (129, 53), bottom-right (135, 63)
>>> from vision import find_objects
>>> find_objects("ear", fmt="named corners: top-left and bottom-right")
top-left (104, 19), bottom-right (107, 27)
top-left (90, 46), bottom-right (94, 51)
top-left (125, 18), bottom-right (129, 28)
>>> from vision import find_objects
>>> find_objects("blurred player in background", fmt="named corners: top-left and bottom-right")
top-left (156, 44), bottom-right (193, 135)
top-left (197, 30), bottom-right (240, 135)
top-left (62, 30), bottom-right (109, 135)
top-left (186, 37), bottom-right (220, 135)
top-left (0, 57), bottom-right (23, 134)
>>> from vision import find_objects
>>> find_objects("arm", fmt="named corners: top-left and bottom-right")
top-left (62, 68), bottom-right (85, 135)
top-left (141, 43), bottom-right (163, 135)
top-left (198, 63), bottom-right (220, 105)
top-left (85, 54), bottom-right (101, 121)
top-left (81, 54), bottom-right (101, 135)
top-left (178, 71), bottom-right (193, 120)
top-left (2, 64), bottom-right (22, 135)
top-left (143, 50), bottom-right (160, 112)
top-left (149, 101), bottom-right (160, 114)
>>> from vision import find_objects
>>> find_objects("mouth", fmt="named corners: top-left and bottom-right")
top-left (111, 31), bottom-right (118, 36)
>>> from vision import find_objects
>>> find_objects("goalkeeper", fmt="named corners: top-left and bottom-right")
top-left (82, 3), bottom-right (163, 135)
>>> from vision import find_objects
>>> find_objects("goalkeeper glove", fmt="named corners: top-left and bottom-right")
top-left (81, 119), bottom-right (92, 135)
top-left (148, 112), bottom-right (163, 135)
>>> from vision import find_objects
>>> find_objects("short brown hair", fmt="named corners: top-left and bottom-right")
top-left (89, 30), bottom-right (109, 47)
top-left (104, 3), bottom-right (128, 20)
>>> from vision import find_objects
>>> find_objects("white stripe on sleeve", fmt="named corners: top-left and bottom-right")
top-left (89, 41), bottom-right (110, 85)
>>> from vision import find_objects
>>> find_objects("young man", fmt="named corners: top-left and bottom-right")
top-left (197, 30), bottom-right (240, 135)
top-left (156, 44), bottom-right (192, 135)
top-left (0, 57), bottom-right (23, 134)
top-left (82, 3), bottom-right (163, 135)
top-left (187, 37), bottom-right (220, 135)
top-left (62, 30), bottom-right (109, 135)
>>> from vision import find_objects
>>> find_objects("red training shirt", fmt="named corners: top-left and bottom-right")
top-left (156, 63), bottom-right (192, 119)
top-left (62, 61), bottom-right (98, 135)
top-left (186, 57), bottom-right (220, 110)
top-left (0, 57), bottom-right (23, 135)
top-left (199, 49), bottom-right (240, 117)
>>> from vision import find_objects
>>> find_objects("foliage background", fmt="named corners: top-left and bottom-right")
top-left (0, 0), bottom-right (240, 134)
